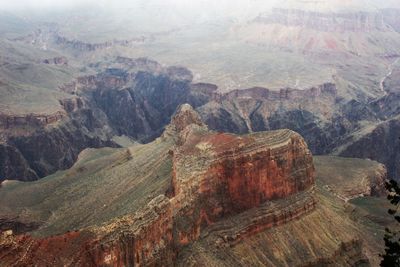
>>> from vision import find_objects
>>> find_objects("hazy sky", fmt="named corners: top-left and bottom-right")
top-left (0, 0), bottom-right (103, 9)
top-left (0, 0), bottom-right (399, 11)
top-left (0, 0), bottom-right (273, 9)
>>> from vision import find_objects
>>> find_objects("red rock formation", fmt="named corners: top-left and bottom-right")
top-left (0, 196), bottom-right (174, 267)
top-left (170, 123), bottom-right (315, 244)
top-left (0, 104), bottom-right (316, 266)
top-left (84, 196), bottom-right (175, 267)
top-left (159, 104), bottom-right (314, 248)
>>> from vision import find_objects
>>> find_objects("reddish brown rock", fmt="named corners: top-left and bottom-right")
top-left (0, 196), bottom-right (174, 267)
top-left (170, 121), bottom-right (315, 245)
top-left (0, 104), bottom-right (316, 266)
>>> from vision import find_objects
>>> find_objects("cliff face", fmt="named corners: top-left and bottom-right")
top-left (169, 107), bottom-right (315, 245)
top-left (197, 83), bottom-right (359, 155)
top-left (0, 106), bottom-right (117, 181)
top-left (237, 4), bottom-right (400, 56)
top-left (255, 8), bottom-right (388, 33)
top-left (0, 111), bottom-right (66, 129)
top-left (3, 57), bottom-right (400, 184)
top-left (339, 117), bottom-right (400, 180)
top-left (0, 197), bottom-right (175, 267)
top-left (89, 70), bottom-right (195, 141)
top-left (0, 59), bottom-right (204, 181)
top-left (0, 144), bottom-right (38, 181)
top-left (0, 104), bottom-right (320, 266)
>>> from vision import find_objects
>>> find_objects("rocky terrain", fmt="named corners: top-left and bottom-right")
top-left (314, 156), bottom-right (387, 201)
top-left (2, 55), bottom-right (400, 182)
top-left (0, 1), bottom-right (399, 265)
top-left (0, 105), bottom-right (390, 266)
top-left (1, 1), bottom-right (400, 182)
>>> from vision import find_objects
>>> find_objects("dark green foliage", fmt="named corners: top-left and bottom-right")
top-left (381, 180), bottom-right (400, 267)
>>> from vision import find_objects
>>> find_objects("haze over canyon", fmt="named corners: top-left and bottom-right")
top-left (0, 0), bottom-right (399, 266)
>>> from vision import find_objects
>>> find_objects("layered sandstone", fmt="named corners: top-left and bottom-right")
top-left (167, 104), bottom-right (315, 247)
top-left (0, 104), bottom-right (317, 266)
top-left (0, 197), bottom-right (173, 267)
top-left (171, 127), bottom-right (315, 245)
top-left (255, 8), bottom-right (388, 33)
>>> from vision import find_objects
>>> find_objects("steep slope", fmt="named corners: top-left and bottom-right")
top-left (0, 105), bottom-right (390, 266)
top-left (3, 56), bottom-right (400, 182)
top-left (0, 58), bottom-right (203, 181)
top-left (2, 1), bottom-right (400, 183)
top-left (337, 116), bottom-right (400, 180)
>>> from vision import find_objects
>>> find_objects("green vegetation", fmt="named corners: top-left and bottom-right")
top-left (380, 180), bottom-right (400, 266)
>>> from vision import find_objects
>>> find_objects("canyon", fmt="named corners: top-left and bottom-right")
top-left (0, 105), bottom-right (389, 266)
top-left (2, 56), bottom-right (400, 182)
top-left (0, 1), bottom-right (400, 265)
top-left (1, 1), bottom-right (400, 183)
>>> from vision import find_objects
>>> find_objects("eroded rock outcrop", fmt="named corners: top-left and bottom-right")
top-left (0, 104), bottom-right (317, 266)
top-left (4, 56), bottom-right (400, 183)
top-left (0, 111), bottom-right (66, 130)
top-left (169, 107), bottom-right (315, 245)
top-left (0, 59), bottom-right (203, 181)
top-left (0, 197), bottom-right (173, 267)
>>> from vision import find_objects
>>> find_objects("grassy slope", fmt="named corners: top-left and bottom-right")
top-left (314, 155), bottom-right (385, 199)
top-left (0, 39), bottom-right (81, 114)
top-left (0, 138), bottom-right (174, 237)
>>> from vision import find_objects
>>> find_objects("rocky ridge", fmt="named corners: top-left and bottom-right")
top-left (0, 104), bottom-right (326, 266)
top-left (0, 104), bottom-right (390, 266)
top-left (2, 56), bottom-right (400, 182)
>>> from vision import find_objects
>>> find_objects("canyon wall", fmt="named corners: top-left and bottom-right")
top-left (0, 59), bottom-right (202, 181)
top-left (255, 8), bottom-right (388, 32)
top-left (0, 105), bottom-right (318, 266)
top-left (340, 118), bottom-right (400, 180)
top-left (3, 57), bottom-right (400, 182)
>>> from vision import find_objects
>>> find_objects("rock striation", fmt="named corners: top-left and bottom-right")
top-left (255, 8), bottom-right (389, 33)
top-left (169, 107), bottom-right (315, 245)
top-left (0, 104), bottom-right (318, 266)
top-left (0, 111), bottom-right (66, 129)
top-left (4, 56), bottom-right (400, 183)
top-left (0, 58), bottom-right (201, 181)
